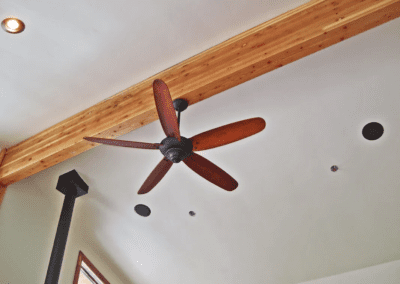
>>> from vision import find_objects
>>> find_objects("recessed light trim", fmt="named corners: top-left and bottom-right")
top-left (2, 18), bottom-right (25, 34)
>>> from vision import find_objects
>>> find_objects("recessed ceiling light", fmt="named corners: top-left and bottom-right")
top-left (1, 17), bottom-right (25, 34)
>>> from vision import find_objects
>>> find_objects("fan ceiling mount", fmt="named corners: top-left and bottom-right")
top-left (84, 79), bottom-right (266, 194)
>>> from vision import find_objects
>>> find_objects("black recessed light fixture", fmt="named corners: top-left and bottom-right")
top-left (2, 17), bottom-right (25, 34)
top-left (362, 122), bottom-right (384, 141)
top-left (134, 204), bottom-right (151, 217)
top-left (189, 211), bottom-right (196, 216)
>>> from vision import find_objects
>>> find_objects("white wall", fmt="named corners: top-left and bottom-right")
top-left (0, 171), bottom-right (133, 284)
top-left (299, 259), bottom-right (400, 284)
top-left (2, 176), bottom-right (400, 284)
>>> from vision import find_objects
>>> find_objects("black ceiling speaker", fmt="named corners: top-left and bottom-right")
top-left (135, 204), bottom-right (151, 217)
top-left (84, 79), bottom-right (266, 195)
top-left (362, 122), bottom-right (384, 140)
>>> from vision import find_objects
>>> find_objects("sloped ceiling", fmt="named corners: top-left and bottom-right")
top-left (1, 0), bottom-right (400, 283)
top-left (0, 0), bottom-right (308, 146)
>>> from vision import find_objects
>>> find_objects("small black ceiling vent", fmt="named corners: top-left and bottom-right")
top-left (362, 122), bottom-right (384, 140)
top-left (134, 204), bottom-right (151, 217)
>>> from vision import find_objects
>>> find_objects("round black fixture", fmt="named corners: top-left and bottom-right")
top-left (362, 122), bottom-right (384, 140)
top-left (159, 136), bottom-right (193, 163)
top-left (331, 165), bottom-right (338, 172)
top-left (173, 99), bottom-right (189, 112)
top-left (134, 204), bottom-right (151, 217)
top-left (189, 211), bottom-right (196, 216)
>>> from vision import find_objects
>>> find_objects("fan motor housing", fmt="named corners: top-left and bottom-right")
top-left (159, 136), bottom-right (193, 163)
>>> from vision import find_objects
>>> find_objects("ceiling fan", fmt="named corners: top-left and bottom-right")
top-left (84, 79), bottom-right (266, 194)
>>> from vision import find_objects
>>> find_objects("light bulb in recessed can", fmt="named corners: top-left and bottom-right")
top-left (7, 19), bottom-right (19, 29)
top-left (2, 18), bottom-right (25, 34)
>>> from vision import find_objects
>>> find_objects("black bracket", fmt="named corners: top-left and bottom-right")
top-left (173, 99), bottom-right (188, 112)
top-left (173, 99), bottom-right (189, 128)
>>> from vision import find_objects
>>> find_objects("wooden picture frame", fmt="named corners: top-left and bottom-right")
top-left (73, 251), bottom-right (111, 284)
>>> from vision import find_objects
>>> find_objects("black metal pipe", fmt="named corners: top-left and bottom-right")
top-left (44, 192), bottom-right (76, 284)
top-left (44, 169), bottom-right (88, 284)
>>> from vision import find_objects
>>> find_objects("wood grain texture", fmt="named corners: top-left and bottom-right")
top-left (0, 0), bottom-right (399, 186)
top-left (83, 137), bottom-right (162, 149)
top-left (0, 148), bottom-right (7, 206)
top-left (153, 79), bottom-right (181, 141)
top-left (183, 153), bottom-right (238, 191)
top-left (72, 250), bottom-right (84, 284)
top-left (0, 186), bottom-right (6, 207)
top-left (138, 157), bottom-right (174, 194)
top-left (190, 117), bottom-right (266, 151)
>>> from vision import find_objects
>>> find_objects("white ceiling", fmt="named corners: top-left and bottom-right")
top-left (0, 0), bottom-right (308, 147)
top-left (1, 0), bottom-right (400, 283)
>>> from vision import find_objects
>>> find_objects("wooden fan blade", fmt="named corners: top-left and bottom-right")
top-left (190, 117), bottom-right (266, 151)
top-left (138, 157), bottom-right (173, 194)
top-left (153, 79), bottom-right (181, 141)
top-left (84, 137), bottom-right (161, 149)
top-left (183, 153), bottom-right (238, 191)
